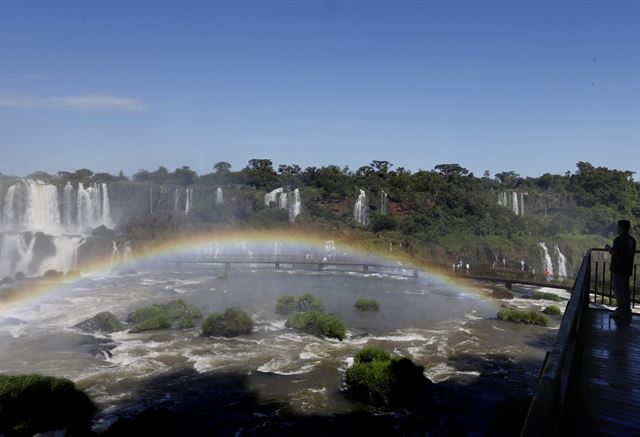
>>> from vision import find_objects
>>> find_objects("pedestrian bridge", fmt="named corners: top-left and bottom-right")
top-left (521, 248), bottom-right (640, 436)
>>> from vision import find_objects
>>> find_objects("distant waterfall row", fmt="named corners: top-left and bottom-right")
top-left (1, 179), bottom-right (113, 234)
top-left (538, 242), bottom-right (568, 278)
top-left (150, 186), bottom-right (225, 215)
top-left (264, 188), bottom-right (301, 223)
top-left (354, 190), bottom-right (388, 225)
top-left (498, 191), bottom-right (525, 216)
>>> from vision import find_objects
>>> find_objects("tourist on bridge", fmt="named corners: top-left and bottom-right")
top-left (544, 268), bottom-right (550, 282)
top-left (605, 220), bottom-right (636, 321)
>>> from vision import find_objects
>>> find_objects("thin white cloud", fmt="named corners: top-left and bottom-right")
top-left (0, 93), bottom-right (144, 111)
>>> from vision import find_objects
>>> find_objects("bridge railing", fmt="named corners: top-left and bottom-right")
top-left (589, 248), bottom-right (639, 308)
top-left (521, 248), bottom-right (639, 436)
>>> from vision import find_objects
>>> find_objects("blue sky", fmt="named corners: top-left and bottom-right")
top-left (1, 1), bottom-right (638, 178)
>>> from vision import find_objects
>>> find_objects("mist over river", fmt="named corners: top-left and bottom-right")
top-left (0, 263), bottom-right (558, 435)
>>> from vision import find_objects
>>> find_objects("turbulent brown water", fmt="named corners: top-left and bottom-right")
top-left (0, 263), bottom-right (565, 435)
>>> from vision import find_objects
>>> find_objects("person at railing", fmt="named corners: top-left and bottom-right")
top-left (605, 219), bottom-right (637, 321)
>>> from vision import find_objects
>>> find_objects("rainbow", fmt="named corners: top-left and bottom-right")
top-left (0, 229), bottom-right (485, 318)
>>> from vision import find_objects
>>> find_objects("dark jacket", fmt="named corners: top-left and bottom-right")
top-left (610, 233), bottom-right (637, 276)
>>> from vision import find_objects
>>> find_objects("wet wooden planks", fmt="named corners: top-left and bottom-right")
top-left (571, 309), bottom-right (640, 436)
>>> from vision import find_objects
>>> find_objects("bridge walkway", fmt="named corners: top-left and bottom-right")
top-left (570, 309), bottom-right (640, 436)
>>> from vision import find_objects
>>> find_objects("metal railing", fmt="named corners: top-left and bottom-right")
top-left (521, 248), bottom-right (639, 436)
top-left (589, 248), bottom-right (638, 308)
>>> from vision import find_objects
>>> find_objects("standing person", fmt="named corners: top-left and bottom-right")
top-left (544, 268), bottom-right (550, 282)
top-left (605, 220), bottom-right (636, 320)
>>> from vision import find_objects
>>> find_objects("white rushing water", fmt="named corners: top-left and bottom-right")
top-left (279, 192), bottom-right (288, 210)
top-left (511, 192), bottom-right (519, 215)
top-left (289, 188), bottom-right (301, 223)
top-left (555, 245), bottom-right (567, 278)
top-left (265, 188), bottom-right (283, 206)
top-left (0, 179), bottom-right (114, 279)
top-left (538, 242), bottom-right (554, 277)
top-left (380, 191), bottom-right (388, 215)
top-left (354, 189), bottom-right (368, 225)
top-left (185, 188), bottom-right (193, 215)
top-left (216, 187), bottom-right (223, 204)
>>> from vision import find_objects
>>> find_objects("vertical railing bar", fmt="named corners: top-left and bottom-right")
top-left (633, 264), bottom-right (637, 309)
top-left (593, 261), bottom-right (604, 303)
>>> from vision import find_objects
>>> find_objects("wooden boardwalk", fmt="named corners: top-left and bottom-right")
top-left (570, 309), bottom-right (640, 436)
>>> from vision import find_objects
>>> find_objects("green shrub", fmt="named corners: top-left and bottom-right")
top-left (201, 308), bottom-right (253, 337)
top-left (295, 293), bottom-right (324, 312)
top-left (497, 308), bottom-right (549, 326)
top-left (217, 271), bottom-right (228, 280)
top-left (74, 311), bottom-right (123, 333)
top-left (542, 305), bottom-right (562, 315)
top-left (275, 293), bottom-right (324, 314)
top-left (275, 295), bottom-right (297, 314)
top-left (532, 291), bottom-right (561, 302)
top-left (285, 311), bottom-right (345, 340)
top-left (0, 374), bottom-right (96, 435)
top-left (127, 300), bottom-right (202, 332)
top-left (490, 287), bottom-right (514, 300)
top-left (354, 298), bottom-right (380, 311)
top-left (345, 347), bottom-right (430, 406)
top-left (129, 315), bottom-right (171, 333)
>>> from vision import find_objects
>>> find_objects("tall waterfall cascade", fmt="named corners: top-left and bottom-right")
top-left (0, 179), bottom-right (114, 279)
top-left (538, 242), bottom-right (554, 276)
top-left (555, 245), bottom-right (567, 278)
top-left (264, 187), bottom-right (301, 223)
top-left (498, 191), bottom-right (524, 216)
top-left (216, 187), bottom-right (223, 204)
top-left (185, 188), bottom-right (194, 215)
top-left (354, 190), bottom-right (368, 225)
top-left (380, 191), bottom-right (388, 216)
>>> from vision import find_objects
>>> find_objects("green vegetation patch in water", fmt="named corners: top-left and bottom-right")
top-left (354, 298), bottom-right (380, 311)
top-left (497, 308), bottom-right (549, 326)
top-left (285, 311), bottom-right (345, 340)
top-left (275, 293), bottom-right (324, 314)
top-left (542, 305), bottom-right (562, 315)
top-left (532, 291), bottom-right (561, 302)
top-left (201, 308), bottom-right (253, 337)
top-left (127, 299), bottom-right (202, 332)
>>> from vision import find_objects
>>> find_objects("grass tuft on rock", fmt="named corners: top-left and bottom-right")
top-left (490, 286), bottom-right (514, 300)
top-left (285, 311), bottom-right (345, 340)
top-left (201, 308), bottom-right (253, 337)
top-left (275, 293), bottom-right (324, 314)
top-left (354, 298), bottom-right (380, 311)
top-left (74, 311), bottom-right (123, 333)
top-left (542, 305), bottom-right (562, 315)
top-left (127, 300), bottom-right (202, 332)
top-left (0, 374), bottom-right (96, 436)
top-left (497, 308), bottom-right (549, 326)
top-left (532, 291), bottom-right (561, 301)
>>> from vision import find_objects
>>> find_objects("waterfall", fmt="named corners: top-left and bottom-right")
top-left (519, 192), bottom-right (524, 216)
top-left (110, 241), bottom-right (121, 268)
top-left (0, 233), bottom-right (36, 279)
top-left (0, 179), bottom-right (114, 278)
top-left (265, 188), bottom-right (283, 206)
top-left (538, 242), bottom-right (554, 277)
top-left (123, 241), bottom-right (133, 263)
top-left (289, 188), bottom-right (301, 223)
top-left (62, 182), bottom-right (75, 230)
top-left (279, 192), bottom-right (288, 210)
top-left (380, 191), bottom-right (388, 215)
top-left (149, 185), bottom-right (153, 215)
top-left (274, 242), bottom-right (281, 256)
top-left (512, 192), bottom-right (519, 215)
top-left (354, 190), bottom-right (368, 225)
top-left (216, 187), bottom-right (223, 204)
top-left (555, 245), bottom-right (567, 278)
top-left (185, 188), bottom-right (193, 215)
top-left (173, 188), bottom-right (181, 210)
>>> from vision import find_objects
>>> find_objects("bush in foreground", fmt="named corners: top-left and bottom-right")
top-left (275, 293), bottom-right (324, 314)
top-left (0, 374), bottom-right (96, 436)
top-left (345, 347), bottom-right (430, 406)
top-left (127, 300), bottom-right (202, 332)
top-left (490, 286), bottom-right (514, 300)
top-left (285, 311), bottom-right (345, 340)
top-left (497, 308), bottom-right (549, 326)
top-left (532, 291), bottom-right (561, 302)
top-left (542, 305), bottom-right (562, 315)
top-left (354, 298), bottom-right (380, 311)
top-left (201, 308), bottom-right (253, 337)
